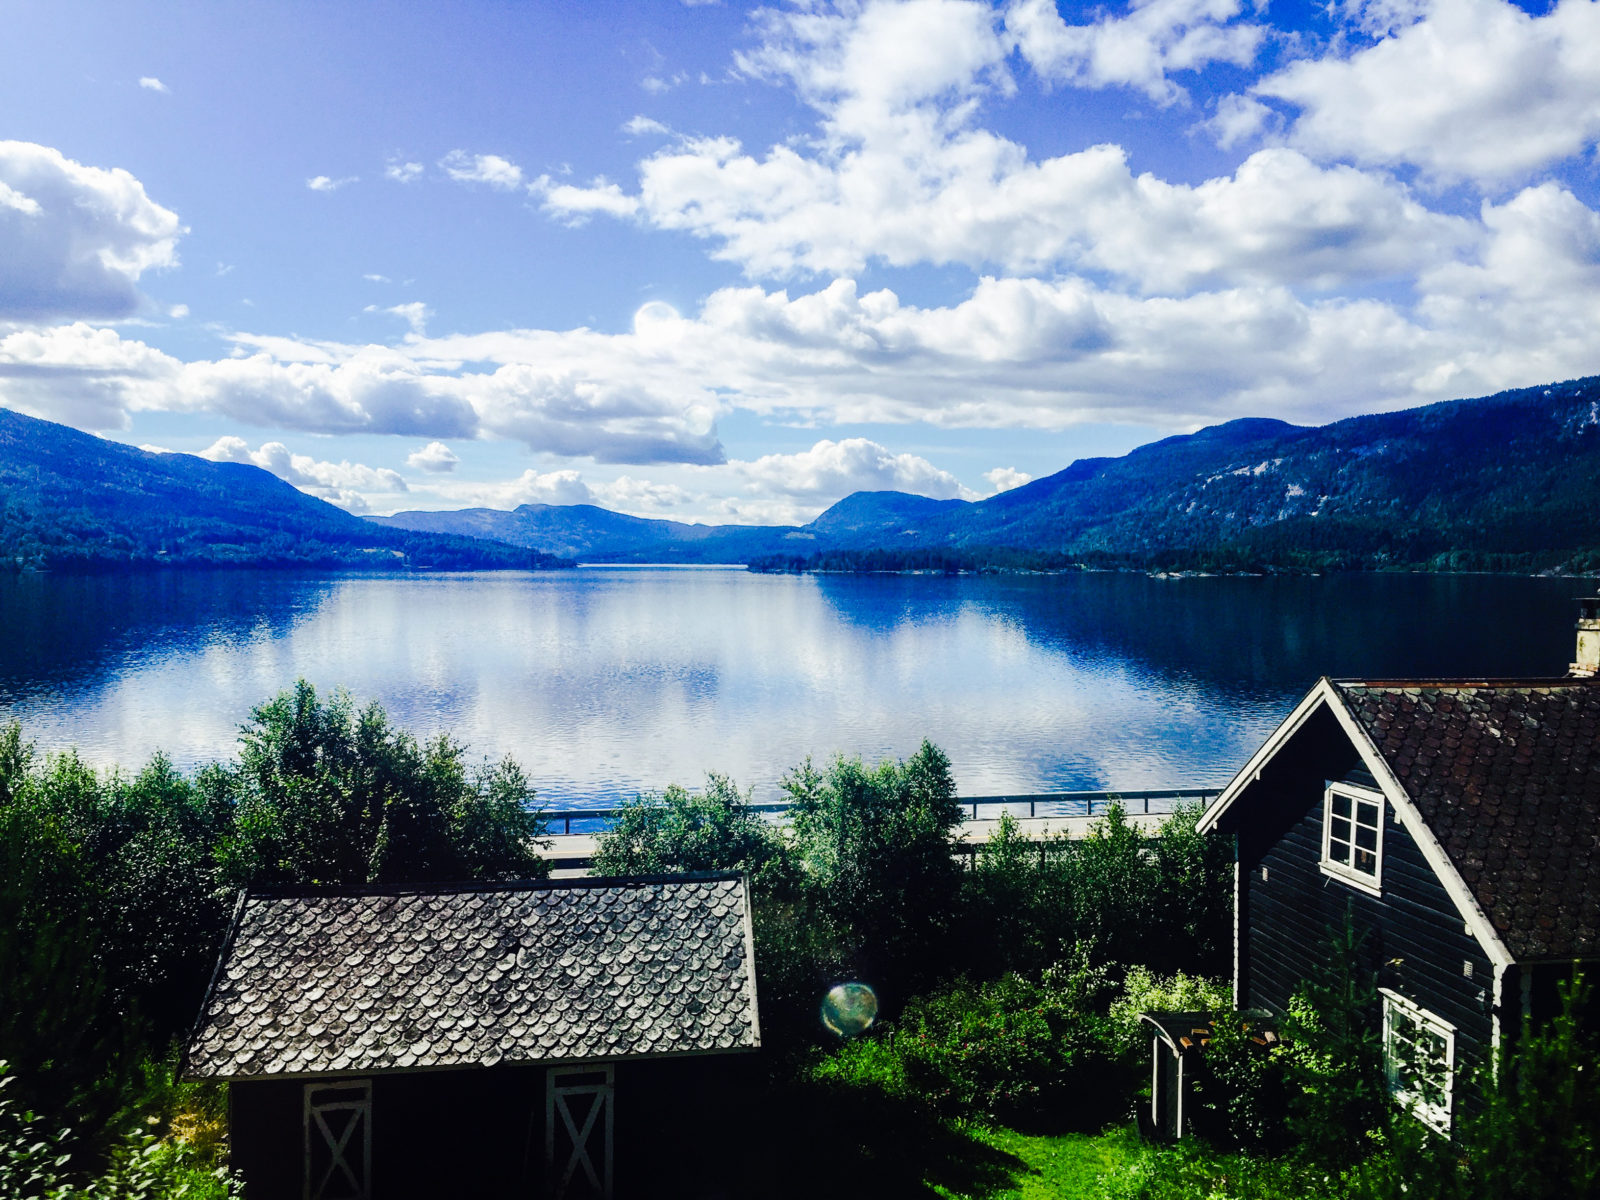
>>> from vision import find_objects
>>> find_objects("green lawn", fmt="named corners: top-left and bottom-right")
top-left (933, 1125), bottom-right (1144, 1200)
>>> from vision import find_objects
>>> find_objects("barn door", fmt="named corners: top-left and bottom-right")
top-left (303, 1080), bottom-right (372, 1200)
top-left (545, 1066), bottom-right (613, 1200)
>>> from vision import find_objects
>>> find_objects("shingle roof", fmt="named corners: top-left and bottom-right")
top-left (1334, 680), bottom-right (1600, 961)
top-left (183, 873), bottom-right (759, 1080)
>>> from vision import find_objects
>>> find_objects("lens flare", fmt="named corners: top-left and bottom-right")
top-left (821, 982), bottom-right (878, 1037)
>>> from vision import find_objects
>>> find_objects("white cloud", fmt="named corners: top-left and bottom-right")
top-left (439, 151), bottom-right (524, 189)
top-left (539, 6), bottom-right (1466, 293)
top-left (363, 273), bottom-right (391, 284)
top-left (532, 176), bottom-right (640, 222)
top-left (385, 160), bottom-right (424, 183)
top-left (168, 303), bottom-right (189, 319)
top-left (550, 126), bottom-right (1470, 289)
top-left (199, 435), bottom-right (408, 512)
top-left (642, 72), bottom-right (688, 94)
top-left (1204, 93), bottom-right (1275, 148)
top-left (984, 466), bottom-right (1032, 494)
top-left (307, 175), bottom-right (357, 192)
top-left (138, 76), bottom-right (169, 94)
top-left (1008, 0), bottom-right (1266, 105)
top-left (0, 141), bottom-right (182, 322)
top-left (1258, 0), bottom-right (1600, 185)
top-left (406, 440), bottom-right (460, 473)
top-left (732, 437), bottom-right (976, 512)
top-left (623, 116), bottom-right (672, 136)
top-left (385, 301), bottom-right (432, 335)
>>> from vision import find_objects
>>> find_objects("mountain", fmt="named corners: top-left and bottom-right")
top-left (368, 502), bottom-right (815, 562)
top-left (369, 375), bottom-right (1600, 575)
top-left (0, 408), bottom-right (570, 572)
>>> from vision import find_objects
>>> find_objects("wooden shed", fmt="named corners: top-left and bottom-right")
top-left (182, 873), bottom-right (761, 1199)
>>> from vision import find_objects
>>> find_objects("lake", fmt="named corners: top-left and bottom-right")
top-left (0, 567), bottom-right (1587, 805)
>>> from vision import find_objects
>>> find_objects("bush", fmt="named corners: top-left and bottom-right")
top-left (1106, 967), bottom-right (1233, 1062)
top-left (592, 774), bottom-right (792, 896)
top-left (813, 948), bottom-right (1116, 1123)
top-left (786, 741), bottom-right (965, 1001)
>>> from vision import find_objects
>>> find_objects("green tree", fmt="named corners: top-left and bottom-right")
top-left (785, 741), bottom-right (964, 1001)
top-left (1149, 802), bottom-right (1233, 975)
top-left (218, 681), bottom-right (548, 886)
top-left (592, 774), bottom-right (792, 895)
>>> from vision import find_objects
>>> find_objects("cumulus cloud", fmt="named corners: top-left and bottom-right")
top-left (532, 176), bottom-right (639, 222)
top-left (200, 436), bottom-right (407, 512)
top-left (734, 438), bottom-right (976, 507)
top-left (984, 466), bottom-right (1032, 494)
top-left (406, 440), bottom-right (460, 473)
top-left (1258, 0), bottom-right (1600, 185)
top-left (1008, 0), bottom-right (1266, 105)
top-left (0, 141), bottom-right (182, 322)
top-left (440, 151), bottom-right (524, 189)
top-left (385, 160), bottom-right (424, 183)
top-left (138, 76), bottom-right (169, 94)
top-left (307, 175), bottom-right (358, 192)
top-left (539, 6), bottom-right (1466, 292)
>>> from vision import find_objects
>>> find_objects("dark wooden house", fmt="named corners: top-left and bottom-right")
top-left (182, 873), bottom-right (760, 1199)
top-left (1190, 673), bottom-right (1600, 1135)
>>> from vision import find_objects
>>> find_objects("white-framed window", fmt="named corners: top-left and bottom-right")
top-left (304, 1080), bottom-right (371, 1200)
top-left (1381, 990), bottom-right (1455, 1134)
top-left (1320, 783), bottom-right (1384, 893)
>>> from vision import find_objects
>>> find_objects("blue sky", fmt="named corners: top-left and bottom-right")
top-left (3, 0), bottom-right (1598, 523)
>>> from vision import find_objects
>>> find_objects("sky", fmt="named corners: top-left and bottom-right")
top-left (2, 0), bottom-right (1599, 526)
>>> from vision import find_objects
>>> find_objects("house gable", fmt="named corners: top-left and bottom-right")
top-left (1198, 684), bottom-right (1501, 1083)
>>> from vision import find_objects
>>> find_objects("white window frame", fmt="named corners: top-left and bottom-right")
top-left (1320, 782), bottom-right (1385, 895)
top-left (1381, 990), bottom-right (1455, 1135)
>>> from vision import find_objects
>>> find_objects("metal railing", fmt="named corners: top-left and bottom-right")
top-left (540, 788), bottom-right (1218, 837)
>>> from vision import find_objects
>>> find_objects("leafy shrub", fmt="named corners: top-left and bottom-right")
top-left (1106, 967), bottom-right (1233, 1061)
top-left (814, 948), bottom-right (1116, 1122)
top-left (592, 774), bottom-right (793, 896)
top-left (0, 1061), bottom-right (239, 1200)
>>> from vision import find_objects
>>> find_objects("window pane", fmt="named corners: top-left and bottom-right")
top-left (1357, 799), bottom-right (1381, 828)
top-left (1332, 793), bottom-right (1351, 819)
top-left (1330, 816), bottom-right (1352, 845)
top-left (1356, 824), bottom-right (1378, 853)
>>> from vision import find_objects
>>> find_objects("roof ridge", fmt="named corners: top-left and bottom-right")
top-left (245, 869), bottom-right (743, 900)
top-left (1331, 677), bottom-right (1600, 689)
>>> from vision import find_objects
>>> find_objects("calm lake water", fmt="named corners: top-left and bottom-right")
top-left (0, 567), bottom-right (1587, 805)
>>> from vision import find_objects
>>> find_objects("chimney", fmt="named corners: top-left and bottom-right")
top-left (1572, 594), bottom-right (1600, 678)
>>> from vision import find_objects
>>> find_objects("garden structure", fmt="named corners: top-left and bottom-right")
top-left (182, 873), bottom-right (760, 1199)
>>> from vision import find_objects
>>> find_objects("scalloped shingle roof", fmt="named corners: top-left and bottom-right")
top-left (1334, 680), bottom-right (1600, 960)
top-left (184, 874), bottom-right (758, 1080)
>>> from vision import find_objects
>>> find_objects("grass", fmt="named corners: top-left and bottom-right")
top-left (935, 1125), bottom-right (1144, 1199)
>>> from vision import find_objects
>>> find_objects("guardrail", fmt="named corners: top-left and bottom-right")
top-left (540, 788), bottom-right (1218, 837)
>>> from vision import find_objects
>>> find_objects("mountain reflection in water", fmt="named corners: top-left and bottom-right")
top-left (0, 567), bottom-right (1581, 805)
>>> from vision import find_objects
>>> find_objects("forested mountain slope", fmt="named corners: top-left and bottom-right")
top-left (372, 376), bottom-right (1600, 573)
top-left (0, 408), bottom-right (568, 571)
top-left (762, 377), bottom-right (1600, 573)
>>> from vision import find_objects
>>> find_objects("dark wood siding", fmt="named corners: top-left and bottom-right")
top-left (1234, 705), bottom-right (1496, 1104)
top-left (230, 1055), bottom-right (757, 1199)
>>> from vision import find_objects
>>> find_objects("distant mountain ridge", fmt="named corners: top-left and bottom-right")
top-left (368, 502), bottom-right (812, 562)
top-left (374, 376), bottom-right (1600, 574)
top-left (0, 408), bottom-right (569, 572)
